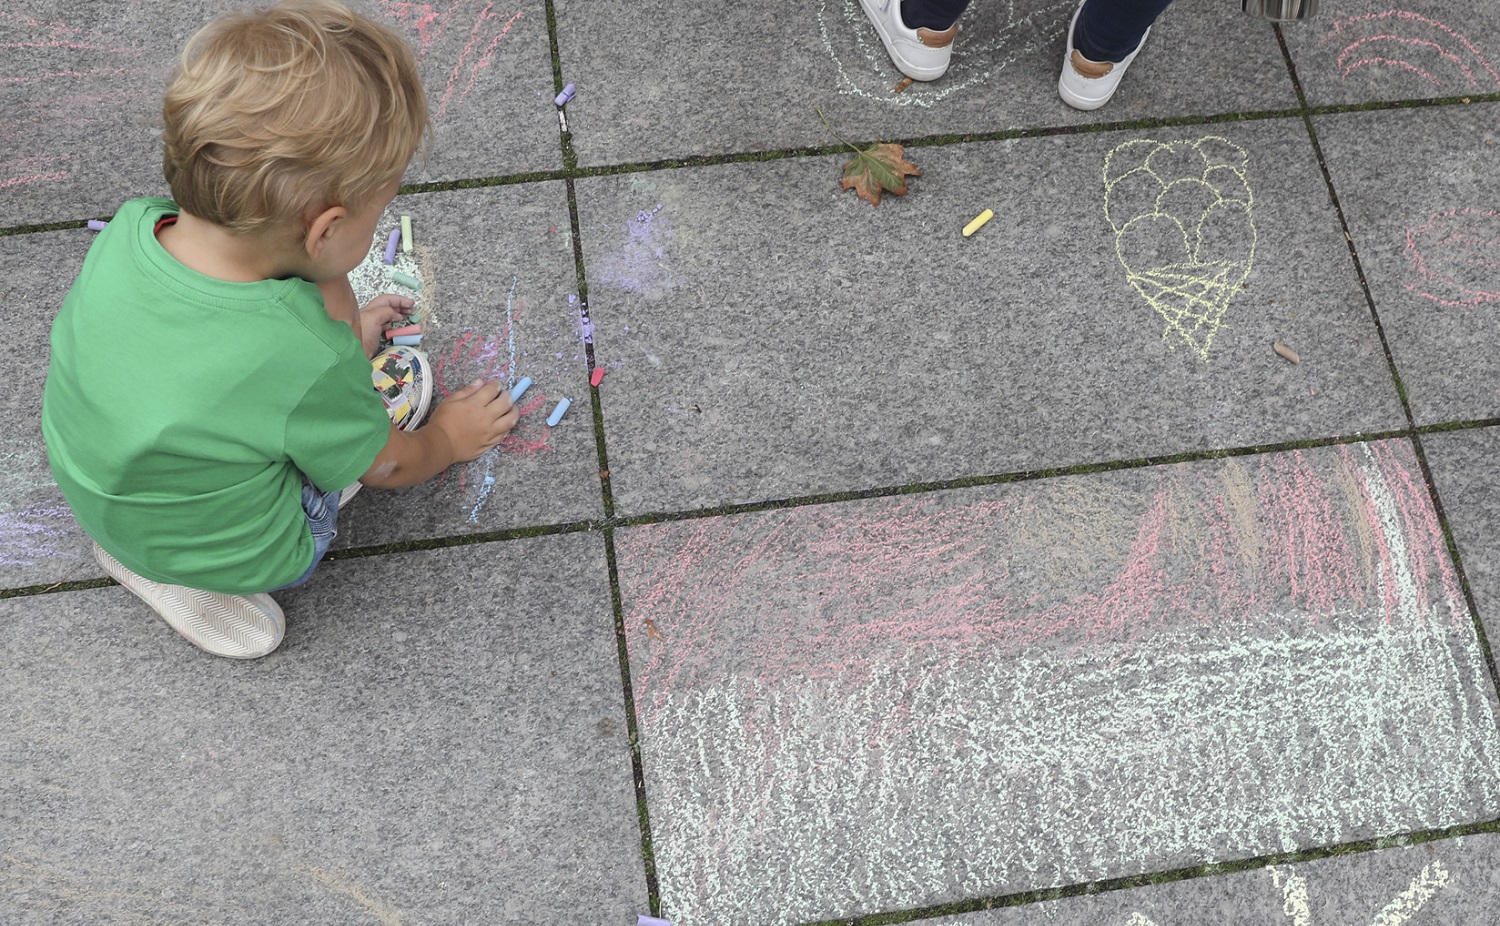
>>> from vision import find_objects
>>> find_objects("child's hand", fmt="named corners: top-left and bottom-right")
top-left (358, 294), bottom-right (417, 358)
top-left (427, 378), bottom-right (518, 463)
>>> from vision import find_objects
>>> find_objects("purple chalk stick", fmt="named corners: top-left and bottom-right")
top-left (87, 219), bottom-right (108, 231)
top-left (383, 227), bottom-right (401, 264)
top-left (555, 82), bottom-right (575, 106)
top-left (636, 916), bottom-right (672, 926)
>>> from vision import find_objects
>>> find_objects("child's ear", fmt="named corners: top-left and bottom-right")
top-left (302, 205), bottom-right (348, 260)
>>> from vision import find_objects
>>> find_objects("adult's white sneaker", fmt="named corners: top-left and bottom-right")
top-left (859, 0), bottom-right (958, 81)
top-left (1058, 2), bottom-right (1151, 111)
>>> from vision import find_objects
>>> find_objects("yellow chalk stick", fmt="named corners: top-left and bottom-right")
top-left (400, 215), bottom-right (412, 253)
top-left (963, 208), bottom-right (994, 237)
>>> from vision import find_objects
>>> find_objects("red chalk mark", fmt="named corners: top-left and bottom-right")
top-left (378, 0), bottom-right (523, 121)
top-left (0, 171), bottom-right (69, 190)
top-left (620, 443), bottom-right (1461, 715)
top-left (1323, 10), bottom-right (1500, 89)
top-left (1404, 207), bottom-right (1500, 307)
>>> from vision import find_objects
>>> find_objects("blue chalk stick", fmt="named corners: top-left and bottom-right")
top-left (390, 334), bottom-right (422, 346)
top-left (554, 82), bottom-right (575, 106)
top-left (509, 376), bottom-right (532, 402)
top-left (87, 219), bottom-right (108, 231)
top-left (545, 397), bottom-right (571, 427)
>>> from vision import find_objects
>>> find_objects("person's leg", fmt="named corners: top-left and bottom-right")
top-left (899, 0), bottom-right (970, 30)
top-left (860, 0), bottom-right (972, 81)
top-left (1059, 0), bottom-right (1173, 110)
top-left (1074, 0), bottom-right (1173, 63)
top-left (268, 477), bottom-right (342, 592)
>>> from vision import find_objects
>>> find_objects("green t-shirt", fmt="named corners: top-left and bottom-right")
top-left (42, 198), bottom-right (390, 593)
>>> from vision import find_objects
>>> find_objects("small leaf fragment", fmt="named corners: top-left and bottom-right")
top-left (840, 141), bottom-right (921, 207)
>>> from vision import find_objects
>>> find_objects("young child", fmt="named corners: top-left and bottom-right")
top-left (41, 0), bottom-right (517, 659)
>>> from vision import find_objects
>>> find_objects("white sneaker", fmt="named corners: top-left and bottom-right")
top-left (859, 0), bottom-right (958, 81)
top-left (95, 543), bottom-right (285, 659)
top-left (1058, 2), bottom-right (1150, 111)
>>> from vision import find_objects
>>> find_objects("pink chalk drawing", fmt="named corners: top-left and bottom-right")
top-left (3, 12), bottom-right (162, 193)
top-left (1322, 10), bottom-right (1500, 90)
top-left (376, 1), bottom-right (524, 121)
top-left (1404, 207), bottom-right (1500, 307)
top-left (615, 442), bottom-right (1497, 926)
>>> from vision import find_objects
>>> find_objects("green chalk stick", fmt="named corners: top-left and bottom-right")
top-left (391, 271), bottom-right (421, 290)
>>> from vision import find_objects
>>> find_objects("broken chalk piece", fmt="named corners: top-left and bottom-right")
top-left (555, 82), bottom-right (576, 106)
top-left (963, 208), bottom-right (994, 237)
top-left (384, 323), bottom-right (422, 338)
top-left (558, 109), bottom-right (568, 133)
top-left (400, 215), bottom-right (412, 252)
top-left (546, 397), bottom-right (571, 427)
top-left (87, 219), bottom-right (108, 231)
top-left (1273, 341), bottom-right (1301, 364)
top-left (590, 367), bottom-right (605, 387)
top-left (390, 334), bottom-right (422, 347)
top-left (390, 270), bottom-right (421, 290)
top-left (636, 917), bottom-right (673, 926)
top-left (509, 376), bottom-right (532, 402)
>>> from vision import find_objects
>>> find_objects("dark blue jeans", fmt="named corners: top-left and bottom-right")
top-left (901, 0), bottom-right (1174, 62)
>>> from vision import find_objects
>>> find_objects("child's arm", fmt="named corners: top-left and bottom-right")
top-left (359, 378), bottom-right (519, 488)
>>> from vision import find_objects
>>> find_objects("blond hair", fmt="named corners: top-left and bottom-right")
top-left (162, 0), bottom-right (428, 233)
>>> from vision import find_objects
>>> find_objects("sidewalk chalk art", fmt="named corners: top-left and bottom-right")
top-left (3, 11), bottom-right (162, 197)
top-left (1404, 207), bottom-right (1500, 307)
top-left (1104, 136), bottom-right (1257, 361)
top-left (1322, 10), bottom-right (1500, 91)
top-left (376, 0), bottom-right (524, 122)
top-left (618, 441), bottom-right (1500, 926)
top-left (0, 432), bottom-right (81, 573)
top-left (817, 0), bottom-right (1072, 108)
top-left (350, 223), bottom-right (554, 523)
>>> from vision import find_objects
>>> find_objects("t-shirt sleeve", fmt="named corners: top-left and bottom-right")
top-left (284, 341), bottom-right (391, 493)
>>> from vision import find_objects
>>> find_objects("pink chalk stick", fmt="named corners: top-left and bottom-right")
top-left (590, 367), bottom-right (605, 387)
top-left (384, 324), bottom-right (422, 338)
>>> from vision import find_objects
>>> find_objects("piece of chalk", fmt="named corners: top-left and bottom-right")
top-left (383, 227), bottom-right (400, 264)
top-left (390, 270), bottom-right (421, 290)
top-left (558, 109), bottom-right (568, 133)
top-left (545, 397), bottom-right (571, 427)
top-left (1273, 341), bottom-right (1300, 364)
top-left (400, 215), bottom-right (412, 253)
top-left (555, 82), bottom-right (575, 106)
top-left (87, 219), bottom-right (108, 231)
top-left (963, 208), bottom-right (994, 237)
top-left (509, 376), bottom-right (532, 402)
top-left (636, 916), bottom-right (673, 926)
top-left (590, 367), bottom-right (605, 387)
top-left (384, 323), bottom-right (422, 338)
top-left (391, 334), bottom-right (422, 346)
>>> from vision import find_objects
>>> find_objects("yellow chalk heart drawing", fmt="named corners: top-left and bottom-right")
top-left (1104, 136), bottom-right (1257, 361)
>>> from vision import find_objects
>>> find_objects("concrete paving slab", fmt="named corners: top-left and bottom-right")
top-left (335, 186), bottom-right (603, 549)
top-left (934, 834), bottom-right (1500, 925)
top-left (1283, 0), bottom-right (1500, 108)
top-left (1313, 104), bottom-right (1500, 425)
top-left (616, 440), bottom-right (1500, 926)
top-left (554, 0), bottom-right (1297, 168)
top-left (580, 119), bottom-right (1400, 516)
top-left (1, 536), bottom-right (647, 925)
top-left (3, 0), bottom-right (558, 229)
top-left (1423, 426), bottom-right (1500, 645)
top-left (2, 228), bottom-right (96, 589)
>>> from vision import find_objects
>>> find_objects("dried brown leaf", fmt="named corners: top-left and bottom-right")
top-left (840, 141), bottom-right (921, 207)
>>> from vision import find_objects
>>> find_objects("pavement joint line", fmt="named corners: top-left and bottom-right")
top-left (800, 817), bottom-right (1500, 926)
top-left (5, 96), bottom-right (1497, 238)
top-left (0, 426), bottom-right (1434, 601)
top-left (1275, 26), bottom-right (1500, 713)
